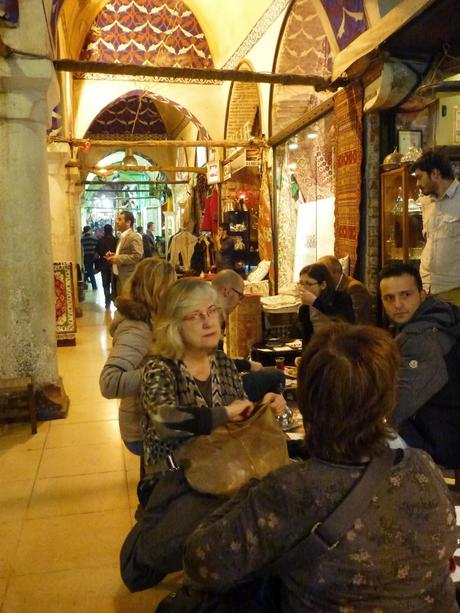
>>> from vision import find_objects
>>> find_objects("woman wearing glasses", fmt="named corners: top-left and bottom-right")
top-left (294, 262), bottom-right (355, 347)
top-left (121, 280), bottom-right (254, 591)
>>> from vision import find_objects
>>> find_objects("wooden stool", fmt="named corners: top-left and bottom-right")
top-left (0, 377), bottom-right (37, 434)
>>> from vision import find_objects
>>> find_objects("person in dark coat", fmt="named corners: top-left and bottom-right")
top-left (81, 225), bottom-right (99, 290)
top-left (216, 223), bottom-right (235, 271)
top-left (293, 262), bottom-right (355, 347)
top-left (380, 262), bottom-right (460, 467)
top-left (96, 224), bottom-right (118, 308)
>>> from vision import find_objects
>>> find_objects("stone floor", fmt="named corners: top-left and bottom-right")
top-left (0, 285), bottom-right (459, 611)
top-left (0, 287), bottom-right (181, 612)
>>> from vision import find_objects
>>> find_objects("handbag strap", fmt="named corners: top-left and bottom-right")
top-left (274, 447), bottom-right (397, 571)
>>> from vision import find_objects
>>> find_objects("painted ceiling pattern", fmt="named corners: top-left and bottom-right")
top-left (84, 89), bottom-right (211, 140)
top-left (79, 0), bottom-right (214, 69)
top-left (271, 0), bottom-right (333, 134)
top-left (322, 0), bottom-right (366, 50)
top-left (0, 0), bottom-right (18, 26)
top-left (86, 91), bottom-right (167, 139)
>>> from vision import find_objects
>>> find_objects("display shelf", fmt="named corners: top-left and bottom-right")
top-left (380, 165), bottom-right (425, 266)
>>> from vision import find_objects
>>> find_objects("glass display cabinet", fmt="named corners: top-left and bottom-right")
top-left (381, 165), bottom-right (425, 265)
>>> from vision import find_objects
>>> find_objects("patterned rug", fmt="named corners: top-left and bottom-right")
top-left (258, 161), bottom-right (275, 288)
top-left (54, 262), bottom-right (76, 345)
top-left (227, 296), bottom-right (263, 361)
top-left (334, 82), bottom-right (363, 275)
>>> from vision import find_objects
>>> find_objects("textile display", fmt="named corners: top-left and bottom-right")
top-left (244, 280), bottom-right (270, 297)
top-left (334, 82), bottom-right (364, 275)
top-left (258, 161), bottom-right (275, 287)
top-left (54, 262), bottom-right (76, 344)
top-left (200, 188), bottom-right (219, 233)
top-left (227, 295), bottom-right (263, 360)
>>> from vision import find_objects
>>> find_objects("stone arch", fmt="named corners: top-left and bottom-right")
top-left (225, 60), bottom-right (262, 142)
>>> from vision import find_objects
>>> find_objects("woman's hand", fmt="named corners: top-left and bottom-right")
top-left (259, 392), bottom-right (286, 417)
top-left (298, 287), bottom-right (317, 306)
top-left (225, 399), bottom-right (254, 422)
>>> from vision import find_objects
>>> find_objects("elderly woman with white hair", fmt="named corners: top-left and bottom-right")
top-left (121, 279), bottom-right (257, 592)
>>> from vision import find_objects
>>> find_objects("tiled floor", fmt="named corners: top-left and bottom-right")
top-left (0, 288), bottom-right (181, 612)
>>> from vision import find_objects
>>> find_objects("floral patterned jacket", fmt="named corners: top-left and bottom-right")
top-left (184, 448), bottom-right (458, 612)
top-left (141, 350), bottom-right (246, 468)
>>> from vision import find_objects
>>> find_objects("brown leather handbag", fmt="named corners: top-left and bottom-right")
top-left (176, 404), bottom-right (289, 496)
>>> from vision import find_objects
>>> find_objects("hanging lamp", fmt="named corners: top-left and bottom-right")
top-left (122, 147), bottom-right (137, 166)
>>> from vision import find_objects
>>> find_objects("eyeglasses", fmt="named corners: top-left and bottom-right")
top-left (298, 280), bottom-right (319, 288)
top-left (183, 305), bottom-right (220, 323)
top-left (231, 287), bottom-right (245, 301)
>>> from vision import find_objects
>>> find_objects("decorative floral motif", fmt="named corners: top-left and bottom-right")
top-left (80, 0), bottom-right (214, 69)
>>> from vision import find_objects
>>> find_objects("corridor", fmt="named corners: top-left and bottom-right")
top-left (0, 289), bottom-right (180, 612)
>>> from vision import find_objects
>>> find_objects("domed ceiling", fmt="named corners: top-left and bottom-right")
top-left (79, 0), bottom-right (214, 68)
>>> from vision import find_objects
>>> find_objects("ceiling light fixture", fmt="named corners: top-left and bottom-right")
top-left (307, 132), bottom-right (318, 140)
top-left (122, 147), bottom-right (138, 166)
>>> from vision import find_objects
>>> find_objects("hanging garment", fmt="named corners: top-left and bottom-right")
top-left (201, 189), bottom-right (219, 233)
top-left (169, 231), bottom-right (198, 269)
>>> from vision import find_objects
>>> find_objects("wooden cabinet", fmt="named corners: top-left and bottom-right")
top-left (381, 165), bottom-right (425, 265)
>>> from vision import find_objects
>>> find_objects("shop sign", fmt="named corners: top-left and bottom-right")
top-left (245, 147), bottom-right (260, 166)
top-left (231, 152), bottom-right (246, 175)
top-left (223, 162), bottom-right (232, 181)
top-left (206, 161), bottom-right (222, 184)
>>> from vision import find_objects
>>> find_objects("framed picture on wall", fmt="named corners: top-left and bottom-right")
top-left (397, 130), bottom-right (423, 155)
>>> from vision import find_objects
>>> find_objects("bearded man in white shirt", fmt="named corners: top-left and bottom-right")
top-left (104, 210), bottom-right (143, 293)
top-left (412, 152), bottom-right (460, 305)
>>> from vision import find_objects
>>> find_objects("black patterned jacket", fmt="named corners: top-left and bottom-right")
top-left (141, 350), bottom-right (246, 468)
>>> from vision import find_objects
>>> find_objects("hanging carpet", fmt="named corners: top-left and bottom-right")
top-left (334, 82), bottom-right (363, 276)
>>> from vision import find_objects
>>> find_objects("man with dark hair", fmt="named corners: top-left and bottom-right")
top-left (105, 210), bottom-right (143, 292)
top-left (411, 151), bottom-right (460, 304)
top-left (216, 223), bottom-right (235, 271)
top-left (81, 225), bottom-right (98, 290)
top-left (96, 224), bottom-right (118, 308)
top-left (379, 262), bottom-right (460, 467)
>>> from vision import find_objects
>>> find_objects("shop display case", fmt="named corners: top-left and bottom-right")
top-left (381, 165), bottom-right (425, 266)
top-left (223, 210), bottom-right (257, 271)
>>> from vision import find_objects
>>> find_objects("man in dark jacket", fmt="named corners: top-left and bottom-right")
top-left (97, 224), bottom-right (118, 308)
top-left (379, 262), bottom-right (460, 467)
top-left (81, 225), bottom-right (98, 290)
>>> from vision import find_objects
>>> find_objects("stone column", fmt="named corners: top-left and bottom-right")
top-left (48, 143), bottom-right (82, 314)
top-left (0, 56), bottom-right (61, 389)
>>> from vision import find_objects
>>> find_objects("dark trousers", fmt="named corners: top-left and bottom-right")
top-left (242, 368), bottom-right (285, 402)
top-left (84, 254), bottom-right (97, 289)
top-left (101, 267), bottom-right (115, 306)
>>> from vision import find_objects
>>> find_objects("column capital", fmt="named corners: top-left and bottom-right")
top-left (0, 57), bottom-right (59, 125)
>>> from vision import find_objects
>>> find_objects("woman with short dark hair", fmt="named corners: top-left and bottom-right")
top-left (183, 324), bottom-right (458, 612)
top-left (293, 262), bottom-right (355, 346)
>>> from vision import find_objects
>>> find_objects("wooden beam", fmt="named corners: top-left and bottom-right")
top-left (49, 136), bottom-right (268, 149)
top-left (268, 97), bottom-right (336, 147)
top-left (86, 164), bottom-right (206, 174)
top-left (80, 180), bottom-right (188, 185)
top-left (54, 59), bottom-right (347, 90)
